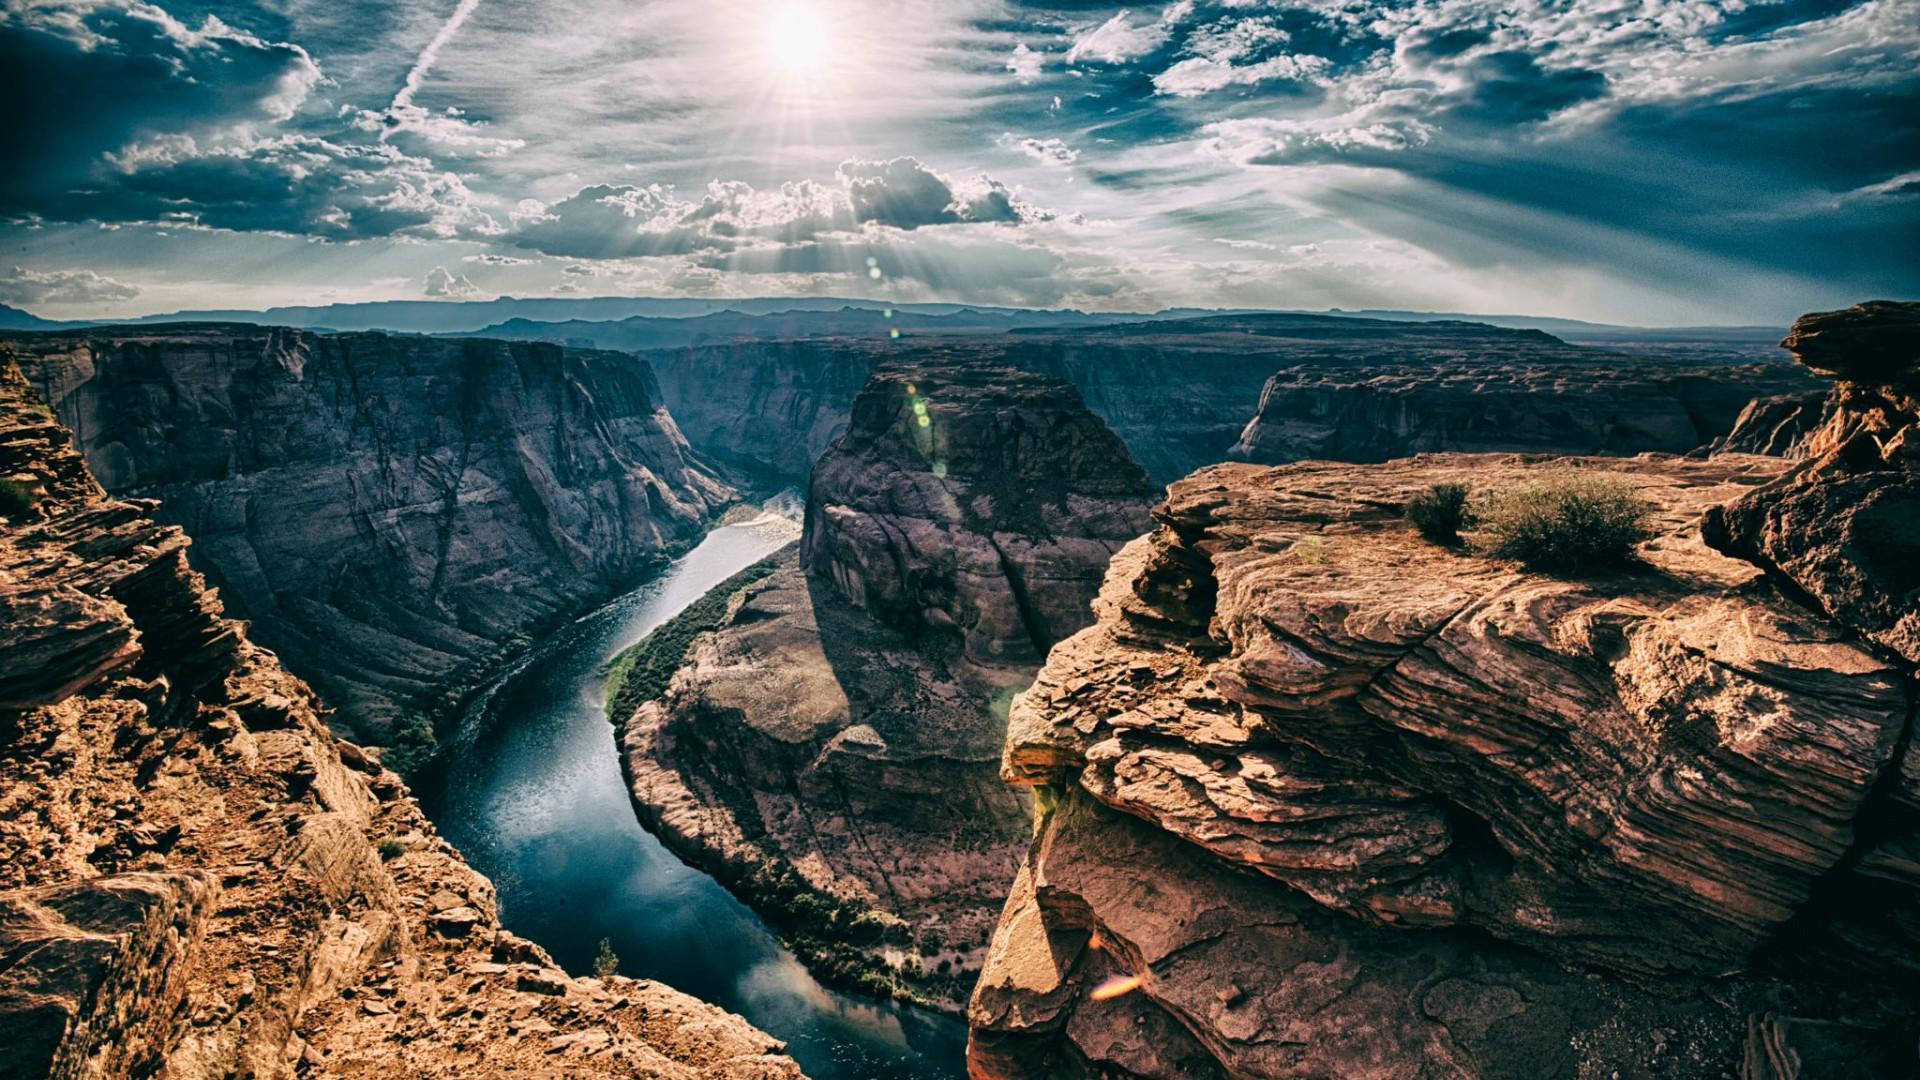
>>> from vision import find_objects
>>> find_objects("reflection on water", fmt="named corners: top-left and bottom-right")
top-left (415, 513), bottom-right (970, 1079)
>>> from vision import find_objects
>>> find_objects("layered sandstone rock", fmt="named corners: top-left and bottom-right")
top-left (0, 357), bottom-right (799, 1079)
top-left (619, 364), bottom-right (1157, 1010)
top-left (972, 449), bottom-right (1918, 1077)
top-left (1230, 358), bottom-right (1817, 464)
top-left (5, 325), bottom-right (733, 741)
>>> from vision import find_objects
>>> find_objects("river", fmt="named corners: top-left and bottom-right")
top-left (415, 512), bottom-right (971, 1079)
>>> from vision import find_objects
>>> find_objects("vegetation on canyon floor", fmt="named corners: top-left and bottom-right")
top-left (375, 713), bottom-right (440, 782)
top-left (604, 548), bottom-right (789, 721)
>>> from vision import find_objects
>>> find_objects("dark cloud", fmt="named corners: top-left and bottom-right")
top-left (510, 159), bottom-right (1045, 260)
top-left (0, 2), bottom-right (320, 211)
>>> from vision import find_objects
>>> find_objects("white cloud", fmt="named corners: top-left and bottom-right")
top-left (1066, 3), bottom-right (1193, 65)
top-left (0, 265), bottom-right (140, 306)
top-left (463, 252), bottom-right (536, 265)
top-left (422, 265), bottom-right (479, 296)
top-left (998, 134), bottom-right (1079, 167)
top-left (1006, 43), bottom-right (1044, 83)
top-left (1153, 53), bottom-right (1331, 97)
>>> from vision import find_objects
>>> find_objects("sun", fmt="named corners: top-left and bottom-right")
top-left (766, 3), bottom-right (831, 75)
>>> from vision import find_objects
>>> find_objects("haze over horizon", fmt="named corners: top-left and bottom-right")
top-left (3, 0), bottom-right (1916, 326)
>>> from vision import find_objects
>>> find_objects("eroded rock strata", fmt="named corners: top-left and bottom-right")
top-left (5, 325), bottom-right (733, 741)
top-left (971, 448), bottom-right (1918, 1077)
top-left (647, 314), bottom-right (1708, 488)
top-left (0, 358), bottom-right (800, 1079)
top-left (1230, 358), bottom-right (1817, 464)
top-left (618, 364), bottom-right (1158, 1010)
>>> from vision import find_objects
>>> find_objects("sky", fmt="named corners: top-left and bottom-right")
top-left (1, 0), bottom-right (1916, 324)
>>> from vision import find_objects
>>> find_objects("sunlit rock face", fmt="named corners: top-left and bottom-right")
top-left (0, 355), bottom-right (801, 1079)
top-left (803, 361), bottom-right (1160, 666)
top-left (7, 325), bottom-right (732, 740)
top-left (971, 442), bottom-right (1920, 1077)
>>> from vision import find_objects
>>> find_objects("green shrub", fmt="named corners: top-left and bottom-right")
top-left (377, 839), bottom-right (405, 861)
top-left (377, 713), bottom-right (439, 781)
top-left (0, 478), bottom-right (40, 519)
top-left (1405, 482), bottom-right (1472, 543)
top-left (1478, 472), bottom-right (1653, 571)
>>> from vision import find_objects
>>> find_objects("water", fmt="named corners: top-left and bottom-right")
top-left (416, 513), bottom-right (971, 1079)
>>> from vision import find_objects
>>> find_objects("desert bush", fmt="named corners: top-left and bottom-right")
top-left (1479, 471), bottom-right (1652, 571)
top-left (377, 839), bottom-right (405, 861)
top-left (1405, 482), bottom-right (1472, 543)
top-left (593, 938), bottom-right (621, 978)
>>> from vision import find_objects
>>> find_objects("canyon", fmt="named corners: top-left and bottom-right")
top-left (638, 314), bottom-right (1802, 488)
top-left (6, 326), bottom-right (731, 742)
top-left (613, 362), bottom-right (1158, 1011)
top-left (3, 303), bottom-right (1907, 1080)
top-left (969, 302), bottom-right (1920, 1078)
top-left (0, 354), bottom-right (801, 1078)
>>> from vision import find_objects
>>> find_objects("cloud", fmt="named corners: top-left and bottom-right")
top-left (510, 158), bottom-right (1048, 259)
top-left (1066, 3), bottom-right (1191, 65)
top-left (998, 134), bottom-right (1079, 166)
top-left (422, 266), bottom-right (478, 296)
top-left (0, 265), bottom-right (140, 306)
top-left (463, 252), bottom-right (536, 265)
top-left (0, 1), bottom-right (322, 211)
top-left (41, 133), bottom-right (502, 239)
top-left (1204, 117), bottom-right (1436, 166)
top-left (1153, 52), bottom-right (1331, 97)
top-left (1006, 42), bottom-right (1044, 83)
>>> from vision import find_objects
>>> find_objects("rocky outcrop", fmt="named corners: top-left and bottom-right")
top-left (1230, 358), bottom-right (1817, 464)
top-left (804, 362), bottom-right (1160, 666)
top-left (0, 357), bottom-right (800, 1078)
top-left (1707, 301), bottom-right (1920, 666)
top-left (618, 364), bottom-right (1158, 1011)
top-left (972, 449), bottom-right (1918, 1077)
top-left (5, 325), bottom-right (732, 740)
top-left (1715, 390), bottom-right (1833, 457)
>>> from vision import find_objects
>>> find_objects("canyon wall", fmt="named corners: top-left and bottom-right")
top-left (649, 314), bottom-right (1697, 489)
top-left (617, 363), bottom-right (1159, 1010)
top-left (0, 356), bottom-right (799, 1079)
top-left (5, 326), bottom-right (733, 741)
top-left (1230, 358), bottom-right (1817, 464)
top-left (970, 315), bottom-right (1920, 1075)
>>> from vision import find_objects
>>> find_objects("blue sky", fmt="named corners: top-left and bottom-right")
top-left (2, 0), bottom-right (1915, 323)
